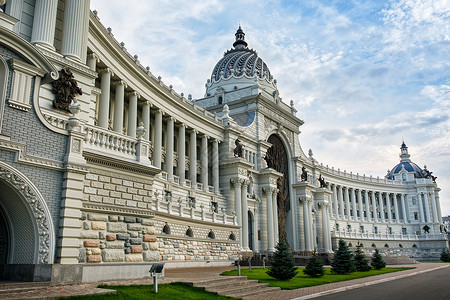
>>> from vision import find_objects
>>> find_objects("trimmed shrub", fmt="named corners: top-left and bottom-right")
top-left (371, 249), bottom-right (386, 269)
top-left (267, 239), bottom-right (298, 280)
top-left (303, 251), bottom-right (325, 277)
top-left (354, 242), bottom-right (371, 272)
top-left (440, 248), bottom-right (450, 262)
top-left (331, 240), bottom-right (355, 274)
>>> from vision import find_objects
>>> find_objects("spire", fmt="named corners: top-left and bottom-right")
top-left (233, 25), bottom-right (248, 49)
top-left (399, 141), bottom-right (411, 162)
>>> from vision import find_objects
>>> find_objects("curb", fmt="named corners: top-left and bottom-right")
top-left (292, 264), bottom-right (450, 300)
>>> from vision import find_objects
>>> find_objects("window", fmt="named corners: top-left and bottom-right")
top-left (162, 224), bottom-right (170, 234)
top-left (335, 224), bottom-right (340, 231)
top-left (402, 173), bottom-right (407, 181)
top-left (399, 244), bottom-right (403, 248)
top-left (211, 201), bottom-right (218, 213)
top-left (347, 225), bottom-right (352, 232)
top-left (218, 96), bottom-right (223, 104)
top-left (186, 227), bottom-right (193, 237)
top-left (188, 197), bottom-right (196, 208)
top-left (374, 226), bottom-right (378, 234)
top-left (229, 232), bottom-right (236, 241)
top-left (372, 243), bottom-right (376, 248)
top-left (414, 212), bottom-right (418, 220)
top-left (388, 227), bottom-right (392, 234)
top-left (412, 197), bottom-right (417, 205)
top-left (164, 191), bottom-right (172, 202)
top-left (360, 226), bottom-right (364, 233)
top-left (208, 230), bottom-right (215, 239)
top-left (402, 228), bottom-right (407, 235)
top-left (385, 243), bottom-right (389, 248)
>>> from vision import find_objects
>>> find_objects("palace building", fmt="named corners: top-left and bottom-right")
top-left (0, 1), bottom-right (447, 283)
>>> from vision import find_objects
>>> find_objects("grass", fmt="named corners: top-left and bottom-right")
top-left (221, 267), bottom-right (414, 290)
top-left (418, 260), bottom-right (450, 263)
top-left (62, 282), bottom-right (237, 300)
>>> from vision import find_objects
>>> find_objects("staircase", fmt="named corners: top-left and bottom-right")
top-left (383, 256), bottom-right (419, 265)
top-left (0, 281), bottom-right (51, 299)
top-left (188, 276), bottom-right (280, 298)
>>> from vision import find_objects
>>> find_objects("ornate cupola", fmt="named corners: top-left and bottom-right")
top-left (399, 141), bottom-right (411, 163)
top-left (233, 26), bottom-right (248, 49)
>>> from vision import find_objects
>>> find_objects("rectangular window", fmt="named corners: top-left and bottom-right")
top-left (188, 197), bottom-right (196, 208)
top-left (388, 227), bottom-right (392, 234)
top-left (336, 224), bottom-right (340, 231)
top-left (402, 228), bottom-right (407, 235)
top-left (414, 212), bottom-right (418, 220)
top-left (347, 225), bottom-right (352, 232)
top-left (360, 226), bottom-right (364, 233)
top-left (211, 201), bottom-right (218, 213)
top-left (374, 226), bottom-right (378, 234)
top-left (412, 197), bottom-right (417, 205)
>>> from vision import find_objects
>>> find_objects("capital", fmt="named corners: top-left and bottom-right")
top-left (113, 79), bottom-right (128, 88)
top-left (88, 52), bottom-right (100, 62)
top-left (127, 91), bottom-right (140, 98)
top-left (99, 67), bottom-right (114, 76)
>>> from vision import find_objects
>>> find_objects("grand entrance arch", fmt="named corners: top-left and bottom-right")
top-left (265, 134), bottom-right (290, 245)
top-left (0, 162), bottom-right (55, 264)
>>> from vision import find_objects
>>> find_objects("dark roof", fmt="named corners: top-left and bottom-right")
top-left (386, 162), bottom-right (424, 179)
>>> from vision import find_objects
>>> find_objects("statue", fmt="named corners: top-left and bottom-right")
top-left (421, 168), bottom-right (437, 183)
top-left (422, 225), bottom-right (430, 234)
top-left (233, 138), bottom-right (243, 157)
top-left (318, 175), bottom-right (327, 188)
top-left (52, 67), bottom-right (82, 112)
top-left (301, 166), bottom-right (308, 182)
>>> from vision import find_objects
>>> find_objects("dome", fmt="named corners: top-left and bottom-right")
top-left (386, 142), bottom-right (425, 180)
top-left (205, 26), bottom-right (277, 96)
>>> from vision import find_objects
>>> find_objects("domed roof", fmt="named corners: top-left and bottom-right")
top-left (210, 26), bottom-right (272, 82)
top-left (386, 142), bottom-right (425, 180)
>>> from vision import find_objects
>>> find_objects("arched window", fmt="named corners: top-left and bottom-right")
top-left (218, 96), bottom-right (223, 104)
top-left (162, 223), bottom-right (170, 234)
top-left (348, 242), bottom-right (353, 247)
top-left (185, 227), bottom-right (193, 237)
top-left (384, 243), bottom-right (389, 248)
top-left (229, 232), bottom-right (236, 241)
top-left (0, 57), bottom-right (9, 134)
top-left (399, 244), bottom-right (403, 248)
top-left (372, 243), bottom-right (376, 248)
top-left (413, 244), bottom-right (417, 248)
top-left (207, 230), bottom-right (215, 239)
top-left (402, 173), bottom-right (407, 181)
top-left (359, 243), bottom-right (364, 248)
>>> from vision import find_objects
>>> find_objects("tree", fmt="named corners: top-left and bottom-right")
top-left (354, 242), bottom-right (371, 272)
top-left (331, 240), bottom-right (355, 274)
top-left (267, 239), bottom-right (298, 280)
top-left (440, 248), bottom-right (450, 262)
top-left (303, 251), bottom-right (325, 277)
top-left (371, 249), bottom-right (386, 269)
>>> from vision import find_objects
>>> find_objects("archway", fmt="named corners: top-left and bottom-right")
top-left (0, 162), bottom-right (55, 264)
top-left (248, 211), bottom-right (254, 250)
top-left (265, 134), bottom-right (290, 245)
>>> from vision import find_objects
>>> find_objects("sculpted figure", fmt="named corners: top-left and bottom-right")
top-left (233, 138), bottom-right (243, 157)
top-left (52, 67), bottom-right (82, 112)
top-left (301, 166), bottom-right (308, 181)
top-left (318, 175), bottom-right (327, 188)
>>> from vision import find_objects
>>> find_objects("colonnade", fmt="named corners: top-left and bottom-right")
top-left (328, 184), bottom-right (441, 225)
top-left (262, 187), bottom-right (279, 252)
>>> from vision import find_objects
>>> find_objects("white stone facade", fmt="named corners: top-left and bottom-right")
top-left (0, 1), bottom-right (447, 283)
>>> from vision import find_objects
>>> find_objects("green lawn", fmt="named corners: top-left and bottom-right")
top-left (221, 267), bottom-right (414, 290)
top-left (418, 260), bottom-right (450, 263)
top-left (62, 282), bottom-right (238, 300)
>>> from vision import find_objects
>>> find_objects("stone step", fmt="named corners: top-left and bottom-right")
top-left (0, 281), bottom-right (50, 295)
top-left (225, 286), bottom-right (281, 298)
top-left (192, 276), bottom-right (246, 287)
top-left (384, 256), bottom-right (418, 265)
top-left (204, 279), bottom-right (261, 293)
top-left (213, 281), bottom-right (269, 295)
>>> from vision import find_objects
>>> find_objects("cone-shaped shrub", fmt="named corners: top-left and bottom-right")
top-left (267, 239), bottom-right (298, 280)
top-left (303, 251), bottom-right (325, 277)
top-left (354, 242), bottom-right (371, 272)
top-left (371, 249), bottom-right (386, 269)
top-left (331, 240), bottom-right (355, 274)
top-left (440, 248), bottom-right (450, 262)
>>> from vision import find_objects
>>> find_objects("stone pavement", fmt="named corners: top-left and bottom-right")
top-left (1, 263), bottom-right (448, 299)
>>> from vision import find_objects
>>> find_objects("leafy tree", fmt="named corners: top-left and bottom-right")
top-left (303, 251), bottom-right (325, 277)
top-left (354, 242), bottom-right (371, 272)
top-left (331, 240), bottom-right (355, 274)
top-left (267, 239), bottom-right (298, 280)
top-left (371, 249), bottom-right (386, 269)
top-left (440, 248), bottom-right (450, 262)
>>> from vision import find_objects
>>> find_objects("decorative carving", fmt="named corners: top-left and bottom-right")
top-left (0, 162), bottom-right (54, 264)
top-left (52, 67), bottom-right (82, 112)
top-left (421, 166), bottom-right (437, 182)
top-left (233, 138), bottom-right (243, 157)
top-left (422, 225), bottom-right (430, 234)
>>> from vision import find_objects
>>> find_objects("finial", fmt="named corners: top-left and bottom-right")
top-left (233, 25), bottom-right (248, 49)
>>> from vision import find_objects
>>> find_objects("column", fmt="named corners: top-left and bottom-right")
top-left (233, 179), bottom-right (242, 248)
top-left (113, 81), bottom-right (126, 133)
top-left (435, 193), bottom-right (443, 223)
top-left (327, 183), bottom-right (333, 217)
top-left (333, 184), bottom-right (339, 218)
top-left (61, 0), bottom-right (90, 61)
top-left (378, 192), bottom-right (385, 222)
top-left (357, 189), bottom-right (363, 220)
top-left (253, 208), bottom-right (259, 252)
top-left (241, 180), bottom-right (249, 250)
top-left (371, 191), bottom-right (378, 223)
top-left (127, 91), bottom-right (138, 137)
top-left (166, 117), bottom-right (174, 181)
top-left (87, 53), bottom-right (99, 71)
top-left (418, 194), bottom-right (425, 223)
top-left (142, 101), bottom-right (151, 141)
top-left (338, 186), bottom-right (345, 219)
top-left (423, 193), bottom-right (431, 223)
top-left (266, 189), bottom-right (274, 252)
top-left (201, 135), bottom-right (208, 191)
top-left (393, 193), bottom-right (400, 223)
top-left (430, 192), bottom-right (438, 224)
top-left (272, 190), bottom-right (279, 243)
top-left (189, 129), bottom-right (197, 186)
top-left (351, 188), bottom-right (357, 220)
top-left (153, 109), bottom-right (163, 169)
top-left (344, 187), bottom-right (350, 219)
top-left (303, 199), bottom-right (311, 251)
top-left (212, 139), bottom-right (220, 194)
top-left (324, 204), bottom-right (332, 252)
top-left (385, 193), bottom-right (392, 223)
top-left (98, 68), bottom-right (113, 129)
top-left (31, 0), bottom-right (58, 50)
top-left (322, 203), bottom-right (331, 252)
top-left (364, 190), bottom-right (371, 222)
top-left (177, 124), bottom-right (186, 184)
top-left (401, 194), bottom-right (408, 223)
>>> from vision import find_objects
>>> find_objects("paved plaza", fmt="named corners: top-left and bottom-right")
top-left (1, 262), bottom-right (449, 299)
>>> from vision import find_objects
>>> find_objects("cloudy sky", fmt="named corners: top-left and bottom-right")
top-left (91, 0), bottom-right (450, 216)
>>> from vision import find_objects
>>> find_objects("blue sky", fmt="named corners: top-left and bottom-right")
top-left (92, 0), bottom-right (450, 215)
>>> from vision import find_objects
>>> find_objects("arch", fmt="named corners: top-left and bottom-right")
top-left (185, 227), bottom-right (193, 237)
top-left (229, 232), bottom-right (236, 241)
top-left (0, 161), bottom-right (55, 264)
top-left (0, 56), bottom-right (8, 134)
top-left (162, 223), bottom-right (171, 234)
top-left (208, 230), bottom-right (215, 239)
top-left (348, 242), bottom-right (353, 247)
top-left (265, 134), bottom-right (291, 245)
top-left (384, 243), bottom-right (389, 248)
top-left (399, 244), bottom-right (403, 248)
top-left (372, 243), bottom-right (376, 248)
